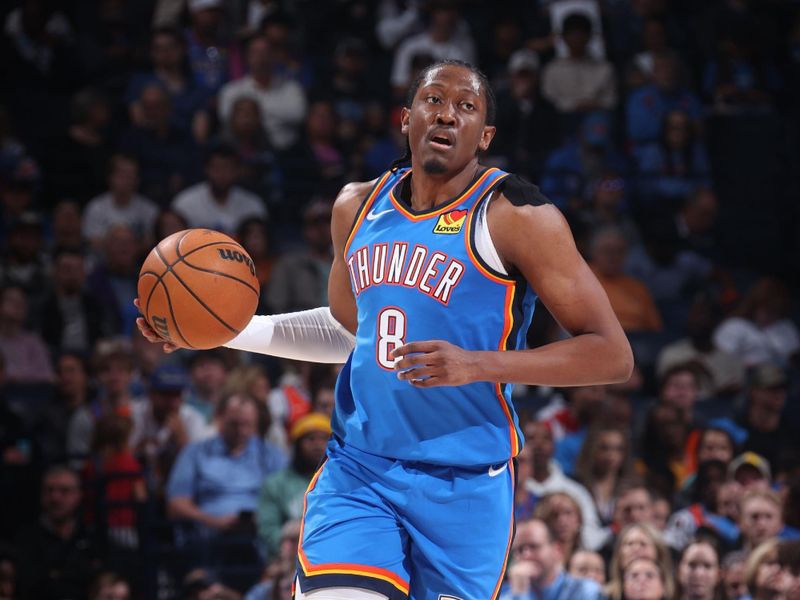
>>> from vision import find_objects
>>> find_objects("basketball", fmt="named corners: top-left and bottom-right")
top-left (138, 229), bottom-right (260, 350)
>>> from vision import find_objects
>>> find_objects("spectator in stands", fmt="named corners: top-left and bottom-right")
top-left (659, 363), bottom-right (704, 425)
top-left (119, 84), bottom-right (199, 204)
top-left (541, 12), bottom-right (617, 115)
top-left (737, 365), bottom-right (796, 469)
top-left (568, 550), bottom-right (606, 585)
top-left (738, 489), bottom-right (784, 552)
top-left (50, 200), bottom-right (86, 251)
top-left (40, 247), bottom-right (116, 355)
top-left (626, 18), bottom-right (669, 90)
top-left (514, 444), bottom-right (538, 522)
top-left (83, 154), bottom-right (159, 251)
top-left (490, 49), bottom-right (559, 181)
top-left (540, 112), bottom-right (628, 210)
top-left (184, 0), bottom-right (235, 94)
top-left (81, 414), bottom-right (145, 549)
top-left (675, 188), bottom-right (720, 259)
top-left (501, 518), bottom-right (604, 600)
top-left (218, 35), bottom-right (307, 152)
top-left (713, 279), bottom-right (800, 368)
top-left (266, 201), bottom-right (332, 313)
top-left (14, 466), bottom-right (102, 600)
top-left (612, 481), bottom-right (656, 533)
top-left (246, 520), bottom-right (302, 599)
top-left (777, 540), bottom-right (800, 599)
top-left (626, 50), bottom-right (703, 147)
top-left (682, 425), bottom-right (739, 492)
top-left (0, 213), bottom-right (49, 302)
top-left (534, 492), bottom-right (584, 564)
top-left (166, 392), bottom-right (286, 535)
top-left (621, 556), bottom-right (672, 600)
top-left (44, 88), bottom-right (112, 204)
top-left (316, 37), bottom-right (381, 127)
top-left (218, 97), bottom-right (275, 203)
top-left (575, 423), bottom-right (634, 526)
top-left (657, 293), bottom-right (745, 397)
top-left (172, 144), bottom-right (266, 234)
top-left (634, 110), bottom-right (711, 205)
top-left (86, 225), bottom-right (140, 336)
top-left (0, 285), bottom-right (53, 383)
top-left (0, 156), bottom-right (38, 240)
top-left (185, 349), bottom-right (229, 422)
top-left (152, 207), bottom-right (188, 242)
top-left (278, 100), bottom-right (347, 207)
top-left (92, 339), bottom-right (141, 420)
top-left (525, 421), bottom-right (608, 551)
top-left (257, 412), bottom-right (330, 556)
top-left (131, 365), bottom-right (207, 492)
top-left (717, 480), bottom-right (744, 526)
top-left (640, 402), bottom-right (692, 495)
top-left (237, 217), bottom-right (275, 310)
top-left (390, 0), bottom-right (476, 96)
top-left (606, 523), bottom-right (672, 600)
top-left (580, 173), bottom-right (641, 249)
top-left (743, 539), bottom-right (783, 600)
top-left (728, 452), bottom-right (772, 492)
top-left (589, 227), bottom-right (663, 333)
top-left (88, 572), bottom-right (131, 600)
top-left (720, 550), bottom-right (748, 600)
top-left (126, 26), bottom-right (211, 140)
top-left (675, 540), bottom-right (722, 600)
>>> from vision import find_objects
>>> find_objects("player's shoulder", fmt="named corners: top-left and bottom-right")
top-left (491, 172), bottom-right (563, 229)
top-left (495, 173), bottom-right (551, 208)
top-left (332, 177), bottom-right (381, 225)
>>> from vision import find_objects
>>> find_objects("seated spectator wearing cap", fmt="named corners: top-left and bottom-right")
top-left (257, 412), bottom-right (330, 557)
top-left (82, 154), bottom-right (159, 252)
top-left (172, 144), bottom-right (266, 235)
top-left (131, 365), bottom-right (209, 494)
top-left (737, 364), bottom-right (797, 470)
top-left (489, 49), bottom-right (559, 182)
top-left (0, 285), bottom-right (53, 383)
top-left (540, 112), bottom-right (628, 210)
top-left (166, 392), bottom-right (286, 535)
top-left (541, 12), bottom-right (617, 116)
top-left (500, 518), bottom-right (605, 600)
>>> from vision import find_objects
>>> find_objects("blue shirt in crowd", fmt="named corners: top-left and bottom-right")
top-left (167, 435), bottom-right (286, 517)
top-left (500, 571), bottom-right (605, 600)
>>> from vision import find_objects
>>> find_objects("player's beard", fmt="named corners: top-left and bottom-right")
top-left (422, 158), bottom-right (447, 174)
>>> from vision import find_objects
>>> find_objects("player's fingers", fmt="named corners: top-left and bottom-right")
top-left (133, 298), bottom-right (140, 310)
top-left (393, 353), bottom-right (429, 370)
top-left (163, 343), bottom-right (178, 354)
top-left (409, 375), bottom-right (442, 388)
top-left (390, 340), bottom-right (442, 359)
top-left (396, 366), bottom-right (436, 380)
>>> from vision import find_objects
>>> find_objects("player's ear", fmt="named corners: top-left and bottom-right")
top-left (400, 107), bottom-right (411, 135)
top-left (478, 125), bottom-right (496, 153)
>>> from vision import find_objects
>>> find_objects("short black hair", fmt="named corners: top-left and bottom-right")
top-left (562, 12), bottom-right (593, 36)
top-left (204, 143), bottom-right (239, 165)
top-left (390, 60), bottom-right (496, 172)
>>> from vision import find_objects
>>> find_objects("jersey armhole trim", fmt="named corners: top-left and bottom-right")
top-left (343, 171), bottom-right (394, 257)
top-left (465, 179), bottom-right (516, 285)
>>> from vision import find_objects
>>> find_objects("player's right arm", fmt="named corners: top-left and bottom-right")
top-left (135, 179), bottom-right (376, 355)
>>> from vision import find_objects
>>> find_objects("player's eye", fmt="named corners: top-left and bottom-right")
top-left (461, 101), bottom-right (475, 110)
top-left (425, 95), bottom-right (441, 104)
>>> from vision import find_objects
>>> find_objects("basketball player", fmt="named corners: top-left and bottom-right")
top-left (138, 60), bottom-right (632, 599)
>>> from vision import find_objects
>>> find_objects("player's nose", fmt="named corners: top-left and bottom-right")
top-left (435, 104), bottom-right (456, 124)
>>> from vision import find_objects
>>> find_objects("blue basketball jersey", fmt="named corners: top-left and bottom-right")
top-left (333, 167), bottom-right (537, 467)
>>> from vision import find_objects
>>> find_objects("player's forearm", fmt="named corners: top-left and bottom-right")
top-left (474, 332), bottom-right (633, 387)
top-left (223, 307), bottom-right (355, 363)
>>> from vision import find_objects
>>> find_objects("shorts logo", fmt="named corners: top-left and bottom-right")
top-left (438, 595), bottom-right (463, 600)
top-left (433, 209), bottom-right (468, 234)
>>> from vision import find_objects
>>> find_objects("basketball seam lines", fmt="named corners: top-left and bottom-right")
top-left (154, 245), bottom-right (239, 336)
top-left (160, 279), bottom-right (193, 349)
top-left (179, 258), bottom-right (259, 296)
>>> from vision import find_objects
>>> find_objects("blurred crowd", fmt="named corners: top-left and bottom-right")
top-left (0, 0), bottom-right (799, 599)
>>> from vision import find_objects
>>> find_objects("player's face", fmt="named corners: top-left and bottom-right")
top-left (401, 65), bottom-right (495, 176)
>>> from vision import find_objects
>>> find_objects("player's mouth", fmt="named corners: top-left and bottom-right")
top-left (427, 130), bottom-right (455, 151)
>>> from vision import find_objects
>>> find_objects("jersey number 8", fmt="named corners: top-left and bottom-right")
top-left (376, 307), bottom-right (406, 369)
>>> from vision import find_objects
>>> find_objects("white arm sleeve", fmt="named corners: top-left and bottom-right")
top-left (222, 307), bottom-right (355, 364)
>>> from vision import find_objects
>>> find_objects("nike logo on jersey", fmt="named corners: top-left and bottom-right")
top-left (488, 463), bottom-right (508, 477)
top-left (366, 207), bottom-right (394, 221)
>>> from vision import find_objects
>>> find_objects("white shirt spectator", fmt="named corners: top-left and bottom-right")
top-left (172, 182), bottom-right (266, 234)
top-left (541, 57), bottom-right (617, 112)
top-left (526, 460), bottom-right (610, 551)
top-left (713, 317), bottom-right (800, 367)
top-left (390, 26), bottom-right (476, 88)
top-left (130, 400), bottom-right (211, 450)
top-left (83, 192), bottom-right (159, 244)
top-left (218, 75), bottom-right (307, 150)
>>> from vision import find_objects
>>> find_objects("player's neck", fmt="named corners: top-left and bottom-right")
top-left (407, 159), bottom-right (481, 211)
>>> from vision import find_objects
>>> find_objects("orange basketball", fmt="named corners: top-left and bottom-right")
top-left (138, 229), bottom-right (260, 349)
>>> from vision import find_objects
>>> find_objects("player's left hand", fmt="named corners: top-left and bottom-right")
top-left (391, 340), bottom-right (478, 387)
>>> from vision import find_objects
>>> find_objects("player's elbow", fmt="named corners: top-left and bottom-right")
top-left (609, 338), bottom-right (635, 383)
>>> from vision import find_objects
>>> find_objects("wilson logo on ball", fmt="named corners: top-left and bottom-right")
top-left (151, 315), bottom-right (172, 341)
top-left (217, 248), bottom-right (256, 276)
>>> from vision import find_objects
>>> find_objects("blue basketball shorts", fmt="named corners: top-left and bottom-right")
top-left (296, 437), bottom-right (515, 600)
